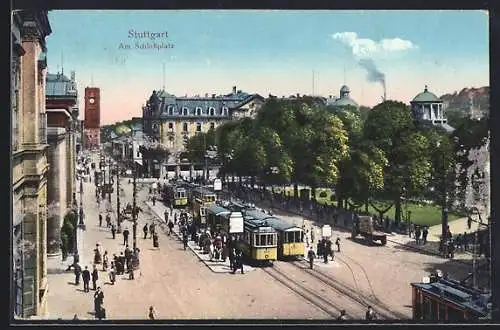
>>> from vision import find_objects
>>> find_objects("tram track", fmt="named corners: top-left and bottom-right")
top-left (290, 259), bottom-right (409, 320)
top-left (262, 265), bottom-right (343, 318)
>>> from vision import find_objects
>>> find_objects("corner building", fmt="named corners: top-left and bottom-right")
top-left (11, 10), bottom-right (52, 318)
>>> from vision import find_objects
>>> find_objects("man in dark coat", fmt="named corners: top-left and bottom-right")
top-left (74, 263), bottom-right (82, 285)
top-left (143, 224), bottom-right (148, 239)
top-left (149, 223), bottom-right (155, 239)
top-left (232, 250), bottom-right (244, 274)
top-left (164, 210), bottom-right (169, 223)
top-left (307, 247), bottom-right (316, 269)
top-left (123, 228), bottom-right (130, 245)
top-left (168, 220), bottom-right (174, 236)
top-left (82, 266), bottom-right (91, 292)
top-left (182, 233), bottom-right (189, 250)
top-left (94, 287), bottom-right (104, 316)
top-left (91, 265), bottom-right (99, 290)
top-left (422, 226), bottom-right (429, 245)
top-left (111, 224), bottom-right (116, 239)
top-left (99, 214), bottom-right (103, 227)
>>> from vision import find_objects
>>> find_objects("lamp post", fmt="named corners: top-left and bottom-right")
top-left (78, 176), bottom-right (84, 226)
top-left (116, 164), bottom-right (121, 229)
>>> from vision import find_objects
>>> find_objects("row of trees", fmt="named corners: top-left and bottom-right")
top-left (182, 98), bottom-right (488, 224)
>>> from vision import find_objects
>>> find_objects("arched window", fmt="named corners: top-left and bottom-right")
top-left (168, 122), bottom-right (173, 131)
top-left (209, 108), bottom-right (215, 116)
top-left (222, 106), bottom-right (229, 116)
top-left (183, 122), bottom-right (188, 132)
top-left (183, 107), bottom-right (188, 116)
top-left (196, 107), bottom-right (202, 116)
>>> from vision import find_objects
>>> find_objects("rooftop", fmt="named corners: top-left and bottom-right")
top-left (411, 85), bottom-right (441, 103)
top-left (46, 72), bottom-right (78, 99)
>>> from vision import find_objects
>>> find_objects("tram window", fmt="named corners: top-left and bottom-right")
top-left (423, 297), bottom-right (434, 320)
top-left (266, 234), bottom-right (274, 245)
top-left (295, 231), bottom-right (301, 242)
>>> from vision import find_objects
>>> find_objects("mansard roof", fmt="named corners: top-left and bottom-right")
top-left (46, 72), bottom-right (77, 100)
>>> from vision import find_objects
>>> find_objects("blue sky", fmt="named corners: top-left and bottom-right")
top-left (45, 10), bottom-right (489, 124)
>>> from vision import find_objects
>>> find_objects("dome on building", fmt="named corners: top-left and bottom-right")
top-left (340, 85), bottom-right (350, 94)
top-left (412, 85), bottom-right (441, 103)
top-left (330, 85), bottom-right (359, 109)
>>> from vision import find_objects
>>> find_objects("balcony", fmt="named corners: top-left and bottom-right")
top-left (39, 112), bottom-right (47, 144)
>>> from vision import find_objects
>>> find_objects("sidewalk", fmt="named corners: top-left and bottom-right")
top-left (144, 200), bottom-right (256, 274)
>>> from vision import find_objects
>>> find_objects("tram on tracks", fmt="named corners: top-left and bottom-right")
top-left (241, 217), bottom-right (278, 264)
top-left (243, 208), bottom-right (304, 260)
top-left (206, 204), bottom-right (244, 238)
top-left (411, 274), bottom-right (491, 321)
top-left (161, 181), bottom-right (189, 208)
top-left (191, 187), bottom-right (217, 226)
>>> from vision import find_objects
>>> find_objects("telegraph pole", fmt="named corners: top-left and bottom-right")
top-left (132, 162), bottom-right (138, 249)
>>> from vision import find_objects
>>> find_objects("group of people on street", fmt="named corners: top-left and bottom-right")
top-left (409, 223), bottom-right (429, 245)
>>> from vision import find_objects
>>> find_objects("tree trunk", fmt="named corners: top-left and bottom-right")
top-left (311, 187), bottom-right (316, 201)
top-left (293, 183), bottom-right (298, 198)
top-left (395, 197), bottom-right (402, 225)
top-left (365, 202), bottom-right (369, 213)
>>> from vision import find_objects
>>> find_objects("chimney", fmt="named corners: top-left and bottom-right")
top-left (232, 86), bottom-right (237, 94)
top-left (212, 94), bottom-right (215, 99)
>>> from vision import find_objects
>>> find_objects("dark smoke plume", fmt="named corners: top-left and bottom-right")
top-left (358, 58), bottom-right (386, 100)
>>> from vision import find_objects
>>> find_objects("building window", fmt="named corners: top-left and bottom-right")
top-left (196, 107), bottom-right (202, 116)
top-left (209, 108), bottom-right (215, 116)
top-left (210, 122), bottom-right (215, 130)
top-left (202, 107), bottom-right (208, 116)
top-left (196, 123), bottom-right (202, 132)
top-left (168, 122), bottom-right (173, 131)
top-left (168, 106), bottom-right (173, 116)
top-left (183, 107), bottom-right (188, 116)
top-left (183, 122), bottom-right (188, 132)
top-left (222, 106), bottom-right (229, 116)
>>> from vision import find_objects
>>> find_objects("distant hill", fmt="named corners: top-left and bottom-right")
top-left (440, 86), bottom-right (489, 116)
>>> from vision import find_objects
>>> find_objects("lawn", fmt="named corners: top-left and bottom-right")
top-left (265, 185), bottom-right (462, 227)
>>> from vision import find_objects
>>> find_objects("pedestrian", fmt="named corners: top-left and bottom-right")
top-left (149, 223), bottom-right (155, 239)
top-left (409, 222), bottom-right (414, 238)
top-left (109, 262), bottom-right (116, 285)
top-left (148, 306), bottom-right (156, 320)
top-left (337, 310), bottom-right (347, 321)
top-left (232, 250), bottom-right (244, 274)
top-left (82, 266), bottom-right (91, 292)
top-left (143, 224), bottom-right (148, 239)
top-left (102, 251), bottom-right (109, 271)
top-left (307, 246), bottom-right (316, 269)
top-left (152, 196), bottom-right (156, 206)
top-left (153, 232), bottom-right (159, 248)
top-left (99, 214), bottom-right (103, 227)
top-left (168, 220), bottom-right (174, 236)
top-left (74, 262), bottom-right (82, 285)
top-left (111, 223), bottom-right (116, 239)
top-left (311, 227), bottom-right (315, 244)
top-left (365, 306), bottom-right (377, 320)
top-left (129, 267), bottom-right (135, 280)
top-left (91, 265), bottom-right (99, 290)
top-left (335, 237), bottom-right (341, 252)
top-left (323, 241), bottom-right (329, 264)
top-left (182, 233), bottom-right (189, 250)
top-left (463, 232), bottom-right (469, 251)
top-left (422, 226), bottom-right (429, 245)
top-left (123, 227), bottom-right (130, 245)
top-left (164, 210), bottom-right (169, 223)
top-left (415, 226), bottom-right (421, 245)
top-left (94, 287), bottom-right (104, 314)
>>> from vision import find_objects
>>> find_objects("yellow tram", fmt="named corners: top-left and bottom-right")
top-left (162, 183), bottom-right (189, 208)
top-left (411, 276), bottom-right (491, 321)
top-left (241, 218), bottom-right (278, 263)
top-left (191, 187), bottom-right (217, 226)
top-left (244, 209), bottom-right (304, 260)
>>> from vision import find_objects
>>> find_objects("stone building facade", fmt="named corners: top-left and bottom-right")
top-left (141, 86), bottom-right (264, 177)
top-left (11, 10), bottom-right (52, 318)
top-left (45, 71), bottom-right (79, 257)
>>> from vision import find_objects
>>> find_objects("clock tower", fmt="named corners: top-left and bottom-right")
top-left (84, 87), bottom-right (101, 149)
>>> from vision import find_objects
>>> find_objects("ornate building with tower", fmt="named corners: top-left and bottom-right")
top-left (141, 86), bottom-right (264, 177)
top-left (84, 87), bottom-right (101, 149)
top-left (45, 71), bottom-right (79, 257)
top-left (11, 9), bottom-right (51, 318)
top-left (410, 85), bottom-right (454, 134)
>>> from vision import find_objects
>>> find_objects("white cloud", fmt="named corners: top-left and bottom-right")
top-left (332, 32), bottom-right (417, 58)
